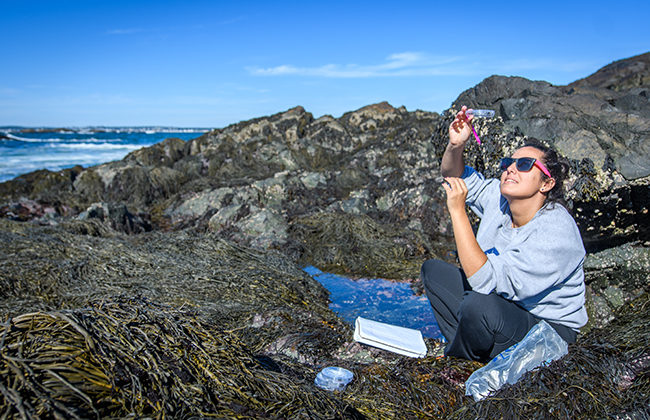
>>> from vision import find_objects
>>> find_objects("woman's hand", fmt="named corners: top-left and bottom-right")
top-left (442, 177), bottom-right (468, 214)
top-left (442, 176), bottom-right (487, 278)
top-left (448, 106), bottom-right (473, 147)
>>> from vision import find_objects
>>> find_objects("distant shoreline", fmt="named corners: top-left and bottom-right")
top-left (0, 126), bottom-right (211, 134)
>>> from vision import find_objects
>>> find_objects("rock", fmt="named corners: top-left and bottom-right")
top-left (582, 241), bottom-right (649, 331)
top-left (584, 242), bottom-right (649, 292)
top-left (124, 137), bottom-right (186, 167)
top-left (0, 166), bottom-right (84, 209)
top-left (234, 207), bottom-right (288, 249)
top-left (453, 73), bottom-right (650, 180)
top-left (168, 187), bottom-right (236, 219)
top-left (569, 51), bottom-right (650, 91)
top-left (0, 199), bottom-right (59, 222)
top-left (263, 333), bottom-right (317, 365)
top-left (208, 203), bottom-right (244, 231)
top-left (584, 285), bottom-right (615, 331)
top-left (77, 202), bottom-right (151, 234)
top-left (327, 189), bottom-right (372, 215)
top-left (300, 172), bottom-right (327, 189)
top-left (602, 285), bottom-right (626, 308)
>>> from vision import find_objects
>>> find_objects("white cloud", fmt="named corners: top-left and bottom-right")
top-left (106, 28), bottom-right (145, 35)
top-left (248, 52), bottom-right (467, 78)
top-left (248, 52), bottom-right (596, 79)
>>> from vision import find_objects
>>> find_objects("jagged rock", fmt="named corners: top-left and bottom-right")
top-left (77, 202), bottom-right (151, 234)
top-left (234, 207), bottom-right (288, 249)
top-left (582, 241), bottom-right (649, 331)
top-left (124, 137), bottom-right (186, 167)
top-left (207, 203), bottom-right (245, 231)
top-left (167, 187), bottom-right (238, 220)
top-left (452, 52), bottom-right (650, 180)
top-left (570, 51), bottom-right (650, 91)
top-left (0, 166), bottom-right (83, 207)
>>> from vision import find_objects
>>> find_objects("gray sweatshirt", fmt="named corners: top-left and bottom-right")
top-left (461, 166), bottom-right (588, 330)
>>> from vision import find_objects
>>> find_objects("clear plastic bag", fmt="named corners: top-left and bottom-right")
top-left (314, 367), bottom-right (354, 392)
top-left (465, 320), bottom-right (568, 401)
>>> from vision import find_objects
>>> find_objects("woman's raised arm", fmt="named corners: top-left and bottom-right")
top-left (441, 106), bottom-right (473, 178)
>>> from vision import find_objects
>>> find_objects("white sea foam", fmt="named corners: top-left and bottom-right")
top-left (50, 143), bottom-right (142, 151)
top-left (3, 133), bottom-right (132, 144)
top-left (3, 133), bottom-right (66, 143)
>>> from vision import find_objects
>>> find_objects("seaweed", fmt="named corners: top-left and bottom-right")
top-left (288, 212), bottom-right (436, 280)
top-left (0, 218), bottom-right (350, 360)
top-left (0, 218), bottom-right (648, 418)
top-left (0, 296), bottom-right (362, 419)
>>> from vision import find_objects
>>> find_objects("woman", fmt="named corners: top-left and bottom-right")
top-left (422, 106), bottom-right (587, 362)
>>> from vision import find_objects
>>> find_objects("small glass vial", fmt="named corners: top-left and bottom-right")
top-left (466, 109), bottom-right (495, 118)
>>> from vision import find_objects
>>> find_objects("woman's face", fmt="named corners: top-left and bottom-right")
top-left (499, 146), bottom-right (550, 201)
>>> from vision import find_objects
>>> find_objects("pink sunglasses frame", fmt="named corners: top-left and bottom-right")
top-left (500, 157), bottom-right (552, 178)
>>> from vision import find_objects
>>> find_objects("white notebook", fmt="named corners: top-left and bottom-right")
top-left (353, 316), bottom-right (427, 358)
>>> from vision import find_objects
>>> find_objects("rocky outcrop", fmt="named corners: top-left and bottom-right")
top-left (452, 52), bottom-right (650, 180)
top-left (77, 202), bottom-right (151, 234)
top-left (2, 75), bottom-right (647, 252)
top-left (569, 51), bottom-right (650, 91)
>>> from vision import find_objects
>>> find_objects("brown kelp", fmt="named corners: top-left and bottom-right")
top-left (0, 296), bottom-right (362, 419)
top-left (0, 215), bottom-right (649, 418)
top-left (288, 212), bottom-right (449, 280)
top-left (0, 218), bottom-right (350, 361)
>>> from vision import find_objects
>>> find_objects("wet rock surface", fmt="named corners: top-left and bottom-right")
top-left (0, 54), bottom-right (648, 418)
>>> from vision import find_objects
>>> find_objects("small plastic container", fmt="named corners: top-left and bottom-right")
top-left (467, 109), bottom-right (495, 118)
top-left (314, 367), bottom-right (353, 392)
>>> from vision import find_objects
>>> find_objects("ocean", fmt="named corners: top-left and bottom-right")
top-left (0, 127), bottom-right (209, 183)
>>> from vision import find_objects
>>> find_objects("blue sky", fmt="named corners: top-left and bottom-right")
top-left (1, 0), bottom-right (648, 127)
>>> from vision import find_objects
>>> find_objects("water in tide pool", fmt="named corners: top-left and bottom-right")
top-left (303, 266), bottom-right (443, 340)
top-left (0, 127), bottom-right (209, 183)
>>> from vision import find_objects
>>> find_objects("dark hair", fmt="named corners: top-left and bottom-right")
top-left (522, 138), bottom-right (570, 208)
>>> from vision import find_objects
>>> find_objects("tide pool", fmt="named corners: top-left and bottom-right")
top-left (303, 266), bottom-right (443, 339)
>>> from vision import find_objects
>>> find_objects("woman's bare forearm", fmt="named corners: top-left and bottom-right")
top-left (449, 208), bottom-right (487, 278)
top-left (441, 143), bottom-right (465, 177)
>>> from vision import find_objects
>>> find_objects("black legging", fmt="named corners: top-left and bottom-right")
top-left (421, 259), bottom-right (576, 362)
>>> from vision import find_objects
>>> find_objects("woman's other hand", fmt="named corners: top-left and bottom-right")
top-left (442, 176), bottom-right (486, 277)
top-left (448, 106), bottom-right (473, 147)
top-left (443, 177), bottom-right (468, 214)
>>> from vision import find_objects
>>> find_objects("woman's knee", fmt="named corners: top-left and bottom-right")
top-left (421, 259), bottom-right (444, 280)
top-left (458, 291), bottom-right (502, 324)
top-left (421, 259), bottom-right (449, 293)
top-left (421, 259), bottom-right (467, 297)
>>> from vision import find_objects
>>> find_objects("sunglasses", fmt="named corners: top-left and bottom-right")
top-left (500, 157), bottom-right (552, 178)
